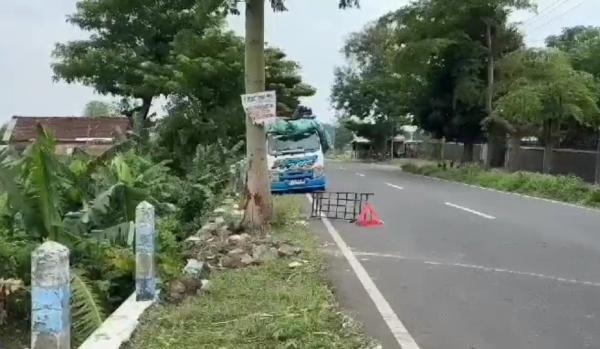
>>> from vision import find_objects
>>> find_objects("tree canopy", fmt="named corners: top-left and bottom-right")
top-left (52, 0), bottom-right (227, 119)
top-left (331, 0), bottom-right (534, 160)
top-left (83, 101), bottom-right (116, 117)
top-left (495, 48), bottom-right (600, 172)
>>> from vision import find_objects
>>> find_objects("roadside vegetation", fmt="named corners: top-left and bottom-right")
top-left (127, 196), bottom-right (374, 349)
top-left (402, 162), bottom-right (600, 207)
top-left (0, 129), bottom-right (240, 348)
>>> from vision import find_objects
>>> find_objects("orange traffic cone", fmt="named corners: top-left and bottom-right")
top-left (356, 202), bottom-right (384, 227)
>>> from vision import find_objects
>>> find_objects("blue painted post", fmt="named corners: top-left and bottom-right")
top-left (136, 201), bottom-right (156, 301)
top-left (31, 241), bottom-right (70, 349)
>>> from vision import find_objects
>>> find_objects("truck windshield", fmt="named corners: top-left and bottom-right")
top-left (268, 133), bottom-right (320, 155)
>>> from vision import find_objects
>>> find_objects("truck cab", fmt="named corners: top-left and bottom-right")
top-left (267, 118), bottom-right (327, 193)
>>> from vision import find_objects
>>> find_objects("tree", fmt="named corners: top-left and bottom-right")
top-left (387, 0), bottom-right (532, 162)
top-left (156, 31), bottom-right (315, 173)
top-left (495, 49), bottom-right (600, 173)
top-left (546, 26), bottom-right (600, 182)
top-left (52, 0), bottom-right (226, 121)
top-left (331, 15), bottom-right (411, 154)
top-left (334, 124), bottom-right (353, 151)
top-left (332, 0), bottom-right (532, 163)
top-left (229, 0), bottom-right (358, 227)
top-left (83, 101), bottom-right (116, 117)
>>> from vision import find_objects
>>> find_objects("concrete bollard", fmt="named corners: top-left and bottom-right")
top-left (135, 201), bottom-right (156, 301)
top-left (31, 241), bottom-right (70, 349)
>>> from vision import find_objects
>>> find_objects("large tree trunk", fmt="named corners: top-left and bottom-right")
top-left (543, 142), bottom-right (554, 174)
top-left (507, 134), bottom-right (521, 172)
top-left (243, 0), bottom-right (272, 227)
top-left (595, 128), bottom-right (600, 184)
top-left (542, 120), bottom-right (555, 174)
top-left (484, 21), bottom-right (495, 168)
top-left (461, 142), bottom-right (474, 163)
top-left (140, 96), bottom-right (153, 120)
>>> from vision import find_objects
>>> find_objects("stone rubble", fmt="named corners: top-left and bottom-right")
top-left (171, 199), bottom-right (304, 302)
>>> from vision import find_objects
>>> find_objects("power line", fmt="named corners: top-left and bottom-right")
top-left (523, 0), bottom-right (578, 27)
top-left (521, 0), bottom-right (571, 25)
top-left (529, 0), bottom-right (589, 31)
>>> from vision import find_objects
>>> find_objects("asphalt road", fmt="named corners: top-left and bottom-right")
top-left (319, 161), bottom-right (600, 349)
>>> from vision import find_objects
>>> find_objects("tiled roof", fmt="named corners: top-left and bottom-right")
top-left (7, 116), bottom-right (131, 143)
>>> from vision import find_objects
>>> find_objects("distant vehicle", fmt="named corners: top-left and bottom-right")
top-left (266, 116), bottom-right (330, 193)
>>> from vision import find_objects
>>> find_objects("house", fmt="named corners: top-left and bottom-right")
top-left (3, 116), bottom-right (131, 155)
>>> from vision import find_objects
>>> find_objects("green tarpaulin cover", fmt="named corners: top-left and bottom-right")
top-left (267, 118), bottom-right (330, 153)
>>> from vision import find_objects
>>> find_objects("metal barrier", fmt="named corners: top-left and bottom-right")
top-left (311, 192), bottom-right (373, 221)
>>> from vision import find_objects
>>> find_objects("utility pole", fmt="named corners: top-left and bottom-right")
top-left (243, 0), bottom-right (272, 227)
top-left (484, 19), bottom-right (496, 168)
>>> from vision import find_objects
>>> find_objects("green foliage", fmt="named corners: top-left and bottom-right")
top-left (333, 0), bottom-right (534, 156)
top-left (496, 48), bottom-right (600, 137)
top-left (156, 215), bottom-right (185, 284)
top-left (83, 101), bottom-right (116, 117)
top-left (52, 0), bottom-right (227, 118)
top-left (71, 273), bottom-right (106, 345)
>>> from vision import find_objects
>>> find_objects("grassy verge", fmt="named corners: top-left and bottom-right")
top-left (402, 162), bottom-right (600, 208)
top-left (127, 196), bottom-right (373, 349)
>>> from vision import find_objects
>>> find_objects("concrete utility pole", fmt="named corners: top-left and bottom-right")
top-left (243, 0), bottom-right (272, 227)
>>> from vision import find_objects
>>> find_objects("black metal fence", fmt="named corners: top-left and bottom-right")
top-left (311, 192), bottom-right (373, 221)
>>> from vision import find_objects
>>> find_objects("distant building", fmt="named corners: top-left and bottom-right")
top-left (3, 116), bottom-right (131, 155)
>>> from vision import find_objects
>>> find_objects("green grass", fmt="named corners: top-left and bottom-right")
top-left (402, 162), bottom-right (600, 207)
top-left (127, 196), bottom-right (373, 349)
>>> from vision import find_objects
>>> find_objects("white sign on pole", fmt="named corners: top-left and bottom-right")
top-left (241, 91), bottom-right (277, 125)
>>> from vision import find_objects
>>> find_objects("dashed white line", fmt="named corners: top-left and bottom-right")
top-left (385, 182), bottom-right (404, 190)
top-left (354, 251), bottom-right (600, 288)
top-left (445, 202), bottom-right (496, 220)
top-left (306, 194), bottom-right (421, 349)
top-left (403, 171), bottom-right (600, 214)
top-left (355, 172), bottom-right (366, 177)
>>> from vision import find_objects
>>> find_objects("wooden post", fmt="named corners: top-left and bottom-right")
top-left (31, 241), bottom-right (70, 349)
top-left (135, 201), bottom-right (156, 301)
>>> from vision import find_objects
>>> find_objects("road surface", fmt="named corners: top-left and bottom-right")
top-left (316, 161), bottom-right (600, 349)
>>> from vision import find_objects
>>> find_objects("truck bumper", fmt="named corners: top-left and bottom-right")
top-left (271, 176), bottom-right (326, 193)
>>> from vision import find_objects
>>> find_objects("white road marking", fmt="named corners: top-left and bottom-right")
top-left (353, 251), bottom-right (600, 288)
top-left (355, 172), bottom-right (366, 177)
top-left (445, 202), bottom-right (496, 220)
top-left (307, 194), bottom-right (421, 349)
top-left (339, 166), bottom-right (347, 170)
top-left (385, 183), bottom-right (404, 190)
top-left (404, 171), bottom-right (600, 214)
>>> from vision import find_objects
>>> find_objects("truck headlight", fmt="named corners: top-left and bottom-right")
top-left (313, 165), bottom-right (324, 178)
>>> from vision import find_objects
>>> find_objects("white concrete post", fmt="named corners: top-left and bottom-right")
top-left (31, 241), bottom-right (70, 349)
top-left (135, 201), bottom-right (156, 301)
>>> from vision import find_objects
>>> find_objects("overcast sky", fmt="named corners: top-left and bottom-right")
top-left (1, 0), bottom-right (600, 125)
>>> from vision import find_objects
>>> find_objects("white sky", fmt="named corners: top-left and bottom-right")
top-left (1, 0), bottom-right (600, 125)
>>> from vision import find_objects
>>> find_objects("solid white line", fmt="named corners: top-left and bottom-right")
top-left (355, 172), bottom-right (366, 177)
top-left (307, 195), bottom-right (421, 349)
top-left (385, 182), bottom-right (404, 190)
top-left (445, 202), bottom-right (496, 220)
